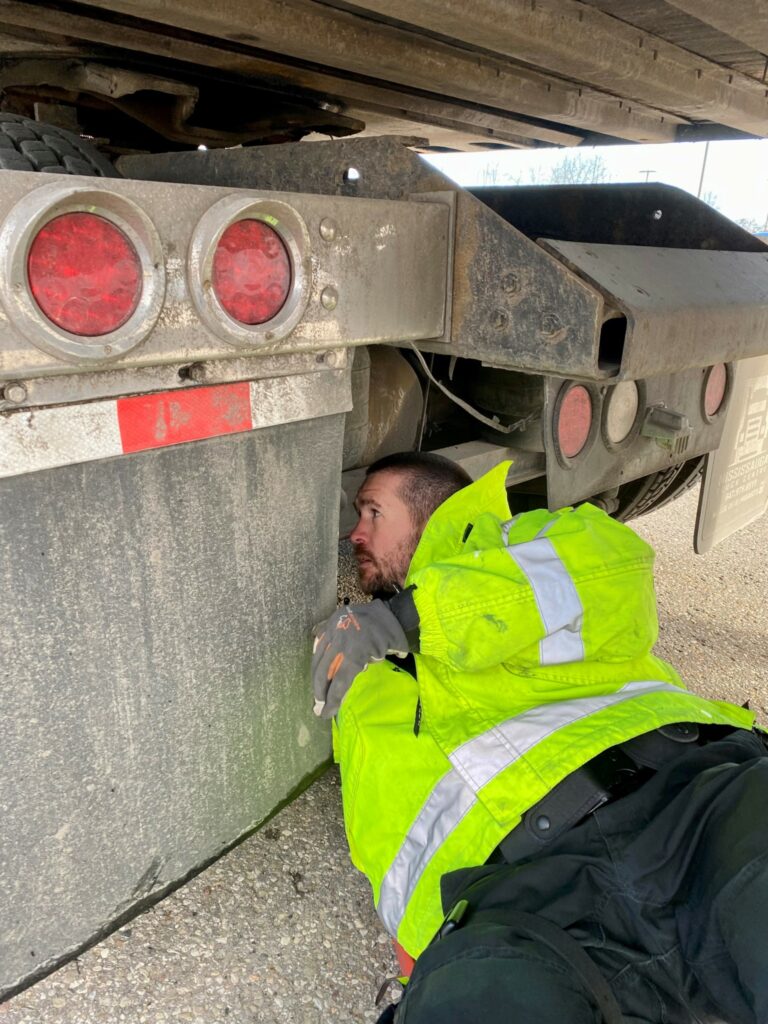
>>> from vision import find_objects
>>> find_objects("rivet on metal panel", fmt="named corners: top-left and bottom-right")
top-left (179, 363), bottom-right (206, 383)
top-left (319, 218), bottom-right (338, 242)
top-left (501, 271), bottom-right (520, 295)
top-left (2, 382), bottom-right (27, 404)
top-left (321, 286), bottom-right (339, 311)
top-left (492, 309), bottom-right (509, 331)
top-left (540, 312), bottom-right (564, 338)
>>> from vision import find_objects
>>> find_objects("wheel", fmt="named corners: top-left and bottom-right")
top-left (0, 113), bottom-right (119, 177)
top-left (507, 456), bottom-right (705, 522)
top-left (614, 456), bottom-right (705, 522)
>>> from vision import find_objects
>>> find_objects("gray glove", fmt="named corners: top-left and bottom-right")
top-left (312, 599), bottom-right (410, 719)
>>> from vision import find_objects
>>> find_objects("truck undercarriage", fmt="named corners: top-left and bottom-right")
top-left (1, 0), bottom-right (767, 1001)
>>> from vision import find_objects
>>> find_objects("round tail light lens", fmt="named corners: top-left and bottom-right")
top-left (704, 363), bottom-right (728, 418)
top-left (605, 380), bottom-right (640, 445)
top-left (556, 384), bottom-right (593, 459)
top-left (212, 219), bottom-right (291, 325)
top-left (27, 212), bottom-right (142, 336)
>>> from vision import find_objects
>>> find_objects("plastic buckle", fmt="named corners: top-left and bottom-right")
top-left (659, 722), bottom-right (699, 743)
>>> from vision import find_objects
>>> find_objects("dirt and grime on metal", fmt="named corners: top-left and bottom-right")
top-left (1, 486), bottom-right (766, 1023)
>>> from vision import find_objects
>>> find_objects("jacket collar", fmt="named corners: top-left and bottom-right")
top-left (407, 461), bottom-right (512, 579)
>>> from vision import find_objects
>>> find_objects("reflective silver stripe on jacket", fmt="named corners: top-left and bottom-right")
top-left (376, 680), bottom-right (683, 937)
top-left (501, 517), bottom-right (584, 666)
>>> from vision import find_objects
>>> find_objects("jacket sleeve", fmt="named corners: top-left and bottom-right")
top-left (408, 507), bottom-right (659, 673)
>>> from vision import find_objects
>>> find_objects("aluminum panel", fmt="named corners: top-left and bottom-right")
top-left (0, 170), bottom-right (449, 383)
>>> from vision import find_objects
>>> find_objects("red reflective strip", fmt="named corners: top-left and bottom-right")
top-left (393, 940), bottom-right (415, 978)
top-left (117, 382), bottom-right (253, 454)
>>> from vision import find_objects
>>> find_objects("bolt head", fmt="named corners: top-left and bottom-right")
top-left (319, 218), bottom-right (337, 242)
top-left (321, 286), bottom-right (339, 311)
top-left (502, 271), bottom-right (520, 295)
top-left (540, 312), bottom-right (564, 337)
top-left (4, 382), bottom-right (27, 404)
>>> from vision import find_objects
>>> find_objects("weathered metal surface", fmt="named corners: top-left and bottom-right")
top-left (470, 183), bottom-right (767, 253)
top-left (539, 241), bottom-right (768, 379)
top-left (432, 440), bottom-right (545, 484)
top-left (0, 2), bottom-right (580, 152)
top-left (0, 349), bottom-right (347, 413)
top-left (696, 354), bottom-right (768, 552)
top-left (74, 0), bottom-right (682, 143)
top-left (664, 0), bottom-right (768, 56)
top-left (124, 138), bottom-right (606, 379)
top-left (0, 168), bottom-right (449, 388)
top-left (542, 365), bottom-right (729, 509)
top-left (0, 410), bottom-right (345, 1000)
top-left (1, 0), bottom-right (767, 150)
top-left (344, 0), bottom-right (768, 134)
top-left (432, 190), bottom-right (604, 376)
top-left (586, 0), bottom-right (765, 84)
top-left (0, 367), bottom-right (351, 478)
top-left (119, 135), bottom-right (450, 200)
top-left (357, 347), bottom-right (422, 467)
top-left (0, 57), bottom-right (363, 146)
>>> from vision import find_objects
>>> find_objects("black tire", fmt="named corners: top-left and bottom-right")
top-left (0, 113), bottom-right (119, 177)
top-left (614, 456), bottom-right (705, 522)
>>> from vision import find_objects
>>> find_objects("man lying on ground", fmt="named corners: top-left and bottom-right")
top-left (311, 451), bottom-right (766, 1024)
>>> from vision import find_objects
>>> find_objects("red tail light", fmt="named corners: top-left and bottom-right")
top-left (703, 363), bottom-right (728, 418)
top-left (556, 384), bottom-right (593, 459)
top-left (212, 219), bottom-right (291, 325)
top-left (27, 212), bottom-right (142, 336)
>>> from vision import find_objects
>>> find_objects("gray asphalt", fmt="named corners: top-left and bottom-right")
top-left (1, 487), bottom-right (766, 1024)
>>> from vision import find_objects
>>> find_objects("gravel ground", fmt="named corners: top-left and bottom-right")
top-left (1, 487), bottom-right (766, 1023)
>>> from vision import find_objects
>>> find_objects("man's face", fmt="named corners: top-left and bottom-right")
top-left (350, 469), bottom-right (422, 594)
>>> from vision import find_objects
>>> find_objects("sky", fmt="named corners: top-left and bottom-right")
top-left (425, 139), bottom-right (768, 230)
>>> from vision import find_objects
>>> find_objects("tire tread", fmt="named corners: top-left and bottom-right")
top-left (0, 114), bottom-right (118, 177)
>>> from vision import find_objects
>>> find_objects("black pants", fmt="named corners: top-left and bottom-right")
top-left (391, 730), bottom-right (768, 1024)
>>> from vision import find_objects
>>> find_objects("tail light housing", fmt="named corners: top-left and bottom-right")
top-left (703, 363), bottom-right (730, 420)
top-left (0, 182), bottom-right (165, 363)
top-left (188, 196), bottom-right (310, 348)
top-left (553, 382), bottom-right (597, 464)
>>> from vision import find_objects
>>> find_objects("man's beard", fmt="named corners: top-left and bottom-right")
top-left (356, 529), bottom-right (421, 595)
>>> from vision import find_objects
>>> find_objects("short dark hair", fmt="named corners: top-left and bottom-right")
top-left (366, 451), bottom-right (472, 528)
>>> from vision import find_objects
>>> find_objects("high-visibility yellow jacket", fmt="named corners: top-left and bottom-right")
top-left (333, 462), bottom-right (753, 959)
